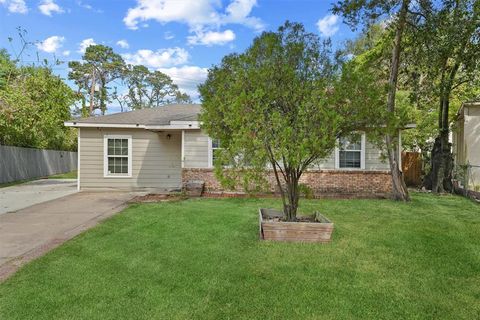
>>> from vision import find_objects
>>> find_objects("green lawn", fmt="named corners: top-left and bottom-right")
top-left (1, 193), bottom-right (479, 319)
top-left (47, 170), bottom-right (77, 179)
top-left (0, 171), bottom-right (77, 188)
top-left (0, 179), bottom-right (34, 188)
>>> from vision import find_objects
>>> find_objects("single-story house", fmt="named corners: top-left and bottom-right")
top-left (452, 101), bottom-right (480, 189)
top-left (65, 103), bottom-right (403, 197)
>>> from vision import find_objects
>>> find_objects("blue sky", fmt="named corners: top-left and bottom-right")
top-left (0, 0), bottom-right (359, 105)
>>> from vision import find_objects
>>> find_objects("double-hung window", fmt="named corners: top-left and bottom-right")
top-left (104, 135), bottom-right (132, 177)
top-left (336, 133), bottom-right (365, 169)
top-left (209, 138), bottom-right (222, 167)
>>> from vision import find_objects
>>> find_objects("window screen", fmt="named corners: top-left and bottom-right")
top-left (211, 139), bottom-right (221, 165)
top-left (107, 138), bottom-right (129, 174)
top-left (339, 136), bottom-right (362, 168)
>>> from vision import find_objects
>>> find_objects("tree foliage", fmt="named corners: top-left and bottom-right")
top-left (115, 65), bottom-right (191, 111)
top-left (200, 22), bottom-right (353, 221)
top-left (0, 50), bottom-right (76, 150)
top-left (405, 0), bottom-right (480, 192)
top-left (68, 45), bottom-right (125, 116)
top-left (334, 0), bottom-right (412, 201)
top-left (69, 44), bottom-right (191, 115)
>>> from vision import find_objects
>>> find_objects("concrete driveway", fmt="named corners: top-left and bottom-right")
top-left (0, 179), bottom-right (78, 215)
top-left (0, 191), bottom-right (136, 281)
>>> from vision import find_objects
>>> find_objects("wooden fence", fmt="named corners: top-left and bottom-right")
top-left (0, 145), bottom-right (77, 184)
top-left (402, 152), bottom-right (422, 187)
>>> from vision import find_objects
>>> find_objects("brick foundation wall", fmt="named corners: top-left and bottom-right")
top-left (182, 168), bottom-right (392, 198)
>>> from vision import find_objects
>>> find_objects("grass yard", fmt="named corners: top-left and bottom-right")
top-left (47, 170), bottom-right (77, 179)
top-left (0, 193), bottom-right (479, 319)
top-left (0, 171), bottom-right (77, 188)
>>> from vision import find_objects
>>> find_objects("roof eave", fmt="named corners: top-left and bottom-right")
top-left (64, 122), bottom-right (143, 128)
top-left (64, 121), bottom-right (201, 130)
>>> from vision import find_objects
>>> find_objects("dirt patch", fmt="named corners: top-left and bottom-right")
top-left (128, 194), bottom-right (185, 203)
top-left (261, 208), bottom-right (331, 223)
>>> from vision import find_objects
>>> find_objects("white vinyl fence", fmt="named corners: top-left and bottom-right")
top-left (0, 145), bottom-right (77, 184)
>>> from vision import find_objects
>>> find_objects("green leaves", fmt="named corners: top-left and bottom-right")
top-left (200, 21), bottom-right (347, 218)
top-left (68, 44), bottom-right (126, 115)
top-left (121, 65), bottom-right (191, 110)
top-left (0, 57), bottom-right (76, 150)
top-left (69, 44), bottom-right (191, 114)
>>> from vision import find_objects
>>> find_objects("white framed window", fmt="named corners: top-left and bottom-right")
top-left (335, 133), bottom-right (366, 170)
top-left (208, 138), bottom-right (222, 168)
top-left (103, 135), bottom-right (132, 177)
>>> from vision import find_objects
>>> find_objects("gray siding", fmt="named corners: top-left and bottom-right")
top-left (310, 142), bottom-right (388, 171)
top-left (79, 128), bottom-right (181, 191)
top-left (183, 130), bottom-right (209, 168)
top-left (365, 141), bottom-right (390, 170)
top-left (311, 154), bottom-right (335, 170)
top-left (463, 106), bottom-right (480, 186)
top-left (182, 130), bottom-right (389, 171)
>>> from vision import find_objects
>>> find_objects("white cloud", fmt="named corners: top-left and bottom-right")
top-left (76, 0), bottom-right (102, 12)
top-left (0, 0), bottom-right (28, 14)
top-left (116, 39), bottom-right (129, 49)
top-left (187, 29), bottom-right (235, 46)
top-left (316, 14), bottom-right (339, 37)
top-left (123, 47), bottom-right (189, 68)
top-left (36, 35), bottom-right (65, 53)
top-left (124, 0), bottom-right (219, 30)
top-left (164, 31), bottom-right (175, 40)
top-left (78, 38), bottom-right (96, 53)
top-left (76, 0), bottom-right (92, 10)
top-left (38, 0), bottom-right (63, 16)
top-left (223, 0), bottom-right (262, 30)
top-left (62, 50), bottom-right (70, 56)
top-left (158, 65), bottom-right (208, 100)
top-left (123, 0), bottom-right (263, 46)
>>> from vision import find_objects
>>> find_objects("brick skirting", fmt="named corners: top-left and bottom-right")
top-left (182, 168), bottom-right (392, 198)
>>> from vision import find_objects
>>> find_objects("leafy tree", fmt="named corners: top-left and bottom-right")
top-left (333, 0), bottom-right (412, 201)
top-left (0, 55), bottom-right (76, 150)
top-left (119, 65), bottom-right (191, 110)
top-left (68, 60), bottom-right (91, 117)
top-left (336, 23), bottom-right (385, 63)
top-left (68, 45), bottom-right (125, 115)
top-left (200, 22), bottom-right (353, 221)
top-left (405, 0), bottom-right (480, 192)
top-left (0, 50), bottom-right (17, 90)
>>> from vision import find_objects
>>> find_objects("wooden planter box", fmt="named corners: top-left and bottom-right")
top-left (259, 208), bottom-right (333, 243)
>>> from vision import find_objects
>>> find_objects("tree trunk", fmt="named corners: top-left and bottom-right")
top-left (426, 95), bottom-right (454, 193)
top-left (100, 77), bottom-right (107, 115)
top-left (386, 133), bottom-right (410, 201)
top-left (89, 67), bottom-right (96, 116)
top-left (385, 0), bottom-right (411, 201)
top-left (284, 174), bottom-right (300, 222)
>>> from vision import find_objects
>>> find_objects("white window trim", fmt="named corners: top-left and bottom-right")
top-left (208, 137), bottom-right (213, 168)
top-left (77, 128), bottom-right (81, 191)
top-left (335, 132), bottom-right (366, 170)
top-left (208, 137), bottom-right (223, 168)
top-left (103, 135), bottom-right (132, 178)
top-left (181, 130), bottom-right (185, 169)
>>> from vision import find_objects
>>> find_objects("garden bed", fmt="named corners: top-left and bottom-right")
top-left (259, 208), bottom-right (334, 242)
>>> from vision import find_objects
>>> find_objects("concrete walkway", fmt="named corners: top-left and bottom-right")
top-left (0, 191), bottom-right (136, 281)
top-left (0, 179), bottom-right (77, 215)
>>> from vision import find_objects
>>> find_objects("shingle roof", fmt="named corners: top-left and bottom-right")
top-left (71, 104), bottom-right (201, 126)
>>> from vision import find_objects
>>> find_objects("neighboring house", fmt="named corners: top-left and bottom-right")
top-left (452, 101), bottom-right (480, 189)
top-left (65, 104), bottom-right (401, 196)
